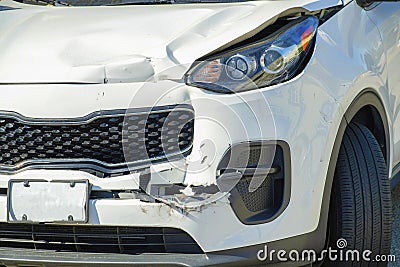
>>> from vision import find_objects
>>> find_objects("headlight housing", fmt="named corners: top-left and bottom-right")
top-left (185, 15), bottom-right (319, 93)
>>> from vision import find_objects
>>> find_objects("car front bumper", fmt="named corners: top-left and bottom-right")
top-left (0, 28), bottom-right (350, 265)
top-left (0, 71), bottom-right (342, 254)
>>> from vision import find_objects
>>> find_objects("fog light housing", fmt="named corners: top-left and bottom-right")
top-left (217, 141), bottom-right (291, 225)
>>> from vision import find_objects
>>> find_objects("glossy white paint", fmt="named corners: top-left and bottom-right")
top-left (365, 2), bottom-right (400, 169)
top-left (0, 0), bottom-right (399, 255)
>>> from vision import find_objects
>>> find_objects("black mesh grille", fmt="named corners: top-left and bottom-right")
top-left (234, 146), bottom-right (275, 212)
top-left (231, 145), bottom-right (284, 214)
top-left (0, 223), bottom-right (202, 254)
top-left (0, 105), bottom-right (194, 173)
top-left (235, 176), bottom-right (274, 212)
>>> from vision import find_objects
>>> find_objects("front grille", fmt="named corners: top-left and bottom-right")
top-left (0, 223), bottom-right (202, 254)
top-left (0, 105), bottom-right (194, 174)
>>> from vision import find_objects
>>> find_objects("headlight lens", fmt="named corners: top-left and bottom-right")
top-left (185, 16), bottom-right (319, 93)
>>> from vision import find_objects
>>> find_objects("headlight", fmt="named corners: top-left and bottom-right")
top-left (185, 16), bottom-right (319, 93)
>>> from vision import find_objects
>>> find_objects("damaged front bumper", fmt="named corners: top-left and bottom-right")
top-left (0, 78), bottom-right (286, 253)
top-left (0, 39), bottom-right (344, 258)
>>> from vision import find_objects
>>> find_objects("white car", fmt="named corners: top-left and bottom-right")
top-left (0, 0), bottom-right (399, 265)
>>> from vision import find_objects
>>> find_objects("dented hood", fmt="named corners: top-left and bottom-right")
top-left (0, 0), bottom-right (341, 83)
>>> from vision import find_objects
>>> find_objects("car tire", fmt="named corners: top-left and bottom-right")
top-left (326, 122), bottom-right (392, 266)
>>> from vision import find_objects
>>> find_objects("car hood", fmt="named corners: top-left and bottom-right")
top-left (0, 0), bottom-right (341, 84)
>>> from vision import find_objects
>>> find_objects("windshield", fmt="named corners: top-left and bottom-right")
top-left (14, 0), bottom-right (243, 6)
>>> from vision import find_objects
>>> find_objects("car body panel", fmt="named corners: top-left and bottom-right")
top-left (316, 1), bottom-right (395, 173)
top-left (365, 2), bottom-right (400, 170)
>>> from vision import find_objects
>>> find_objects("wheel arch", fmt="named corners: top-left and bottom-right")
top-left (342, 90), bottom-right (390, 168)
top-left (315, 89), bottom-right (391, 255)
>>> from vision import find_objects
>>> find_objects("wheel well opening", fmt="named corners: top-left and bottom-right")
top-left (350, 105), bottom-right (387, 163)
top-left (320, 96), bottom-right (390, 255)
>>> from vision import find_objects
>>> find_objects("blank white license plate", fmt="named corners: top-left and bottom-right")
top-left (8, 180), bottom-right (89, 223)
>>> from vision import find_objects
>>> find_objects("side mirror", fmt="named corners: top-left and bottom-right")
top-left (357, 0), bottom-right (399, 8)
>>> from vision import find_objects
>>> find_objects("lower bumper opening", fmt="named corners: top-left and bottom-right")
top-left (217, 141), bottom-right (291, 225)
top-left (0, 223), bottom-right (203, 255)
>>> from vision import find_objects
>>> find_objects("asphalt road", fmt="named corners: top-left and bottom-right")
top-left (389, 185), bottom-right (400, 267)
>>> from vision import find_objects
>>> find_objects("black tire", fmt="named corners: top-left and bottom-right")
top-left (326, 122), bottom-right (392, 266)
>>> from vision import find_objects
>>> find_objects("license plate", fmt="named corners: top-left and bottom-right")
top-left (7, 180), bottom-right (89, 223)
